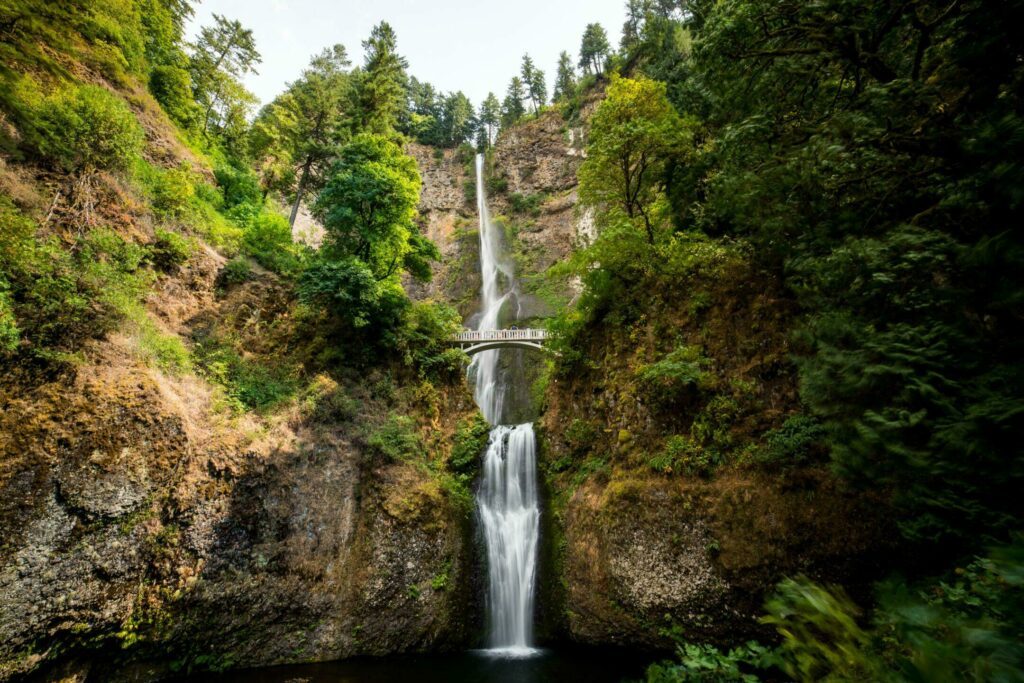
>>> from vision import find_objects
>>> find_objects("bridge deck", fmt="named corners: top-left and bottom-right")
top-left (450, 328), bottom-right (548, 343)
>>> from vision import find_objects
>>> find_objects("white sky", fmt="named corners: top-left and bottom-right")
top-left (186, 0), bottom-right (625, 109)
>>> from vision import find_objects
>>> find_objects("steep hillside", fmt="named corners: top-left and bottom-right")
top-left (0, 7), bottom-right (486, 680)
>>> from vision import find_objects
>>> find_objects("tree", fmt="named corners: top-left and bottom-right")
top-left (578, 75), bottom-right (687, 243)
top-left (620, 0), bottom-right (651, 53)
top-left (520, 54), bottom-right (546, 113)
top-left (275, 44), bottom-right (351, 225)
top-left (579, 23), bottom-right (610, 74)
top-left (439, 91), bottom-right (475, 147)
top-left (553, 51), bottom-right (576, 102)
top-left (403, 76), bottom-right (441, 143)
top-left (355, 22), bottom-right (408, 133)
top-left (188, 13), bottom-right (261, 136)
top-left (313, 134), bottom-right (429, 282)
top-left (501, 77), bottom-right (526, 126)
top-left (478, 92), bottom-right (500, 147)
top-left (247, 97), bottom-right (297, 201)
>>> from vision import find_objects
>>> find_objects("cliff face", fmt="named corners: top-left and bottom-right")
top-left (0, 239), bottom-right (481, 680)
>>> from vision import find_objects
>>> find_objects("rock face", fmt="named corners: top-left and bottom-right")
top-left (0, 249), bottom-right (480, 681)
top-left (559, 473), bottom-right (891, 648)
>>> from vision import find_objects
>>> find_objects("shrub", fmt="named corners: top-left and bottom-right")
top-left (193, 335), bottom-right (295, 412)
top-left (0, 285), bottom-right (19, 353)
top-left (449, 413), bottom-right (489, 477)
top-left (509, 192), bottom-right (544, 216)
top-left (637, 345), bottom-right (712, 409)
top-left (367, 413), bottom-right (423, 462)
top-left (32, 85), bottom-right (143, 173)
top-left (150, 165), bottom-right (195, 217)
top-left (219, 257), bottom-right (252, 286)
top-left (486, 175), bottom-right (508, 195)
top-left (757, 414), bottom-right (826, 468)
top-left (564, 418), bottom-right (600, 457)
top-left (148, 65), bottom-right (198, 129)
top-left (301, 375), bottom-right (361, 423)
top-left (649, 435), bottom-right (712, 476)
top-left (0, 203), bottom-right (154, 356)
top-left (137, 320), bottom-right (192, 375)
top-left (214, 164), bottom-right (262, 209)
top-left (400, 301), bottom-right (464, 378)
top-left (148, 229), bottom-right (193, 272)
top-left (240, 210), bottom-right (303, 275)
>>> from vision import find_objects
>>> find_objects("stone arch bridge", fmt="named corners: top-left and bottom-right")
top-left (448, 328), bottom-right (549, 356)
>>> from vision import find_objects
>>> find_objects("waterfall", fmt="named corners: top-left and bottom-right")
top-left (471, 153), bottom-right (540, 655)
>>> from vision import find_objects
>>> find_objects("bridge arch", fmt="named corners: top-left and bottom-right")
top-left (448, 328), bottom-right (550, 356)
top-left (460, 340), bottom-right (546, 356)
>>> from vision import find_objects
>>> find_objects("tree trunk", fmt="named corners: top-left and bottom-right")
top-left (289, 156), bottom-right (313, 227)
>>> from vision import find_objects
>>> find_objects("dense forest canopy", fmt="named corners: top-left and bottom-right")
top-left (0, 0), bottom-right (1022, 680)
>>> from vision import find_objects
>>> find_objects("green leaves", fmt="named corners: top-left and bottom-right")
top-left (314, 133), bottom-right (423, 281)
top-left (32, 84), bottom-right (143, 173)
top-left (579, 75), bottom-right (691, 242)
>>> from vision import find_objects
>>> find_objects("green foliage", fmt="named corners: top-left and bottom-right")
top-left (315, 133), bottom-right (423, 279)
top-left (756, 414), bottom-right (826, 468)
top-left (761, 578), bottom-right (877, 681)
top-left (646, 641), bottom-right (767, 682)
top-left (149, 229), bottom-right (193, 272)
top-left (579, 22), bottom-right (611, 75)
top-left (399, 300), bottom-right (464, 377)
top-left (0, 199), bottom-right (155, 357)
top-left (648, 435), bottom-right (711, 476)
top-left (149, 65), bottom-right (198, 129)
top-left (136, 319), bottom-right (192, 375)
top-left (449, 412), bottom-right (489, 478)
top-left (367, 413), bottom-right (423, 462)
top-left (193, 334), bottom-right (296, 412)
top-left (355, 22), bottom-right (408, 133)
top-left (636, 345), bottom-right (711, 409)
top-left (31, 84), bottom-right (143, 173)
top-left (579, 75), bottom-right (689, 242)
top-left (872, 541), bottom-right (1024, 682)
top-left (143, 163), bottom-right (196, 218)
top-left (188, 13), bottom-right (261, 139)
top-left (214, 163), bottom-right (262, 210)
top-left (650, 538), bottom-right (1024, 682)
top-left (238, 209), bottom-right (305, 276)
top-left (508, 192), bottom-right (544, 216)
top-left (219, 256), bottom-right (251, 286)
top-left (0, 285), bottom-right (20, 353)
top-left (301, 376), bottom-right (361, 423)
top-left (564, 418), bottom-right (600, 458)
top-left (298, 256), bottom-right (408, 338)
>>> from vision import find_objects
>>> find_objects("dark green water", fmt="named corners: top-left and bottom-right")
top-left (177, 647), bottom-right (653, 683)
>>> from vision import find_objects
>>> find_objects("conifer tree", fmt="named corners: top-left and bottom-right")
top-left (356, 22), bottom-right (409, 132)
top-left (553, 51), bottom-right (576, 102)
top-left (478, 92), bottom-right (501, 147)
top-left (501, 76), bottom-right (526, 126)
top-left (579, 23), bottom-right (611, 74)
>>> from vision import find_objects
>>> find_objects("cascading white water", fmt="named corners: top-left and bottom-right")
top-left (471, 153), bottom-right (540, 655)
top-left (478, 424), bottom-right (539, 652)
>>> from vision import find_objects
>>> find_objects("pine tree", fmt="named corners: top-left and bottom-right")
top-left (579, 23), bottom-right (611, 75)
top-left (282, 44), bottom-right (351, 225)
top-left (188, 13), bottom-right (261, 136)
top-left (521, 54), bottom-right (545, 113)
top-left (356, 21), bottom-right (409, 133)
top-left (553, 51), bottom-right (576, 102)
top-left (478, 92), bottom-right (500, 147)
top-left (501, 76), bottom-right (526, 126)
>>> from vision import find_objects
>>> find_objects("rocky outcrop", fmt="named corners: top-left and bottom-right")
top-left (558, 472), bottom-right (891, 649)
top-left (405, 144), bottom-right (480, 317)
top-left (0, 253), bottom-right (480, 681)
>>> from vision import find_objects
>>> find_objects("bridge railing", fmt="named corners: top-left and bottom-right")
top-left (451, 328), bottom-right (549, 343)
